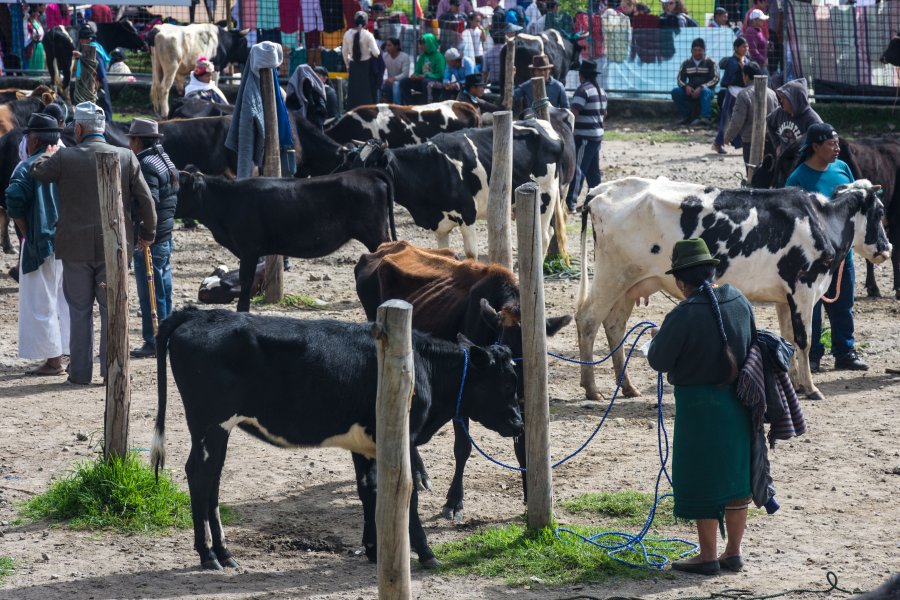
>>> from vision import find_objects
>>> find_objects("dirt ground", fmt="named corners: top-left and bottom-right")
top-left (0, 125), bottom-right (898, 600)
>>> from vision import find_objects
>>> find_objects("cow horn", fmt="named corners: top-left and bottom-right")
top-left (238, 28), bottom-right (250, 36)
top-left (872, 184), bottom-right (882, 192)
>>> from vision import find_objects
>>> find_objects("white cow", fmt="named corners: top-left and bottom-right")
top-left (575, 177), bottom-right (891, 401)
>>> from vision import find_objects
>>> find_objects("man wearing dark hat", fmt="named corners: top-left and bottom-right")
top-left (127, 119), bottom-right (178, 359)
top-left (17, 104), bottom-right (67, 162)
top-left (671, 37), bottom-right (719, 126)
top-left (5, 113), bottom-right (69, 377)
top-left (512, 53), bottom-right (569, 114)
top-left (456, 73), bottom-right (503, 113)
top-left (31, 102), bottom-right (156, 385)
top-left (785, 123), bottom-right (867, 373)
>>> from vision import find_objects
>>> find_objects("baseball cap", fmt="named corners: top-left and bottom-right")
top-left (799, 122), bottom-right (838, 156)
top-left (748, 8), bottom-right (769, 20)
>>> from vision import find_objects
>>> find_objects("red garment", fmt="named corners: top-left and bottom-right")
top-left (280, 0), bottom-right (302, 34)
top-left (342, 0), bottom-right (361, 31)
top-left (574, 12), bottom-right (603, 59)
top-left (90, 4), bottom-right (112, 23)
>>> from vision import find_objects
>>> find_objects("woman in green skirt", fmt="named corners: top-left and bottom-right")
top-left (648, 238), bottom-right (755, 576)
top-left (24, 6), bottom-right (46, 73)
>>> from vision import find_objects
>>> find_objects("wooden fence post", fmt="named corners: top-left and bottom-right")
top-left (96, 152), bottom-right (131, 459)
top-left (502, 38), bottom-right (516, 111)
top-left (515, 183), bottom-right (553, 530)
top-left (488, 110), bottom-right (513, 270)
top-left (747, 75), bottom-right (769, 181)
top-left (373, 299), bottom-right (414, 600)
top-left (530, 76), bottom-right (570, 266)
top-left (258, 66), bottom-right (284, 305)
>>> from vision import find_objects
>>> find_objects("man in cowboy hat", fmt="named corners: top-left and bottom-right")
top-left (512, 53), bottom-right (569, 114)
top-left (5, 113), bottom-right (70, 377)
top-left (456, 73), bottom-right (503, 113)
top-left (126, 119), bottom-right (179, 359)
top-left (30, 102), bottom-right (156, 385)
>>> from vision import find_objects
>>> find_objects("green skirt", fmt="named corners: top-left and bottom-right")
top-left (672, 384), bottom-right (751, 522)
top-left (25, 42), bottom-right (45, 72)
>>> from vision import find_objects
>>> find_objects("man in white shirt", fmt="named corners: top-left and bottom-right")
top-left (381, 37), bottom-right (411, 104)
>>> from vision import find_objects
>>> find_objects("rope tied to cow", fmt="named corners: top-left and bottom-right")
top-left (820, 259), bottom-right (846, 304)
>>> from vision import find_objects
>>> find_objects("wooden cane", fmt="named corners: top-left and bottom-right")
top-left (143, 245), bottom-right (159, 336)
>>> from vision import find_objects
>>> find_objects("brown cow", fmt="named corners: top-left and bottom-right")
top-left (355, 241), bottom-right (571, 520)
top-left (325, 100), bottom-right (480, 148)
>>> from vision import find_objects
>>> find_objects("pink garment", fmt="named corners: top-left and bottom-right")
top-left (90, 4), bottom-right (113, 24)
top-left (742, 5), bottom-right (770, 40)
top-left (280, 0), bottom-right (301, 33)
top-left (745, 24), bottom-right (767, 67)
top-left (240, 0), bottom-right (258, 29)
top-left (44, 4), bottom-right (69, 30)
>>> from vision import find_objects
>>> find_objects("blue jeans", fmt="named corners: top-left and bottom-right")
top-left (810, 253), bottom-right (855, 360)
top-left (671, 86), bottom-right (713, 121)
top-left (381, 80), bottom-right (403, 104)
top-left (134, 240), bottom-right (173, 346)
top-left (566, 138), bottom-right (603, 210)
top-left (714, 91), bottom-right (736, 146)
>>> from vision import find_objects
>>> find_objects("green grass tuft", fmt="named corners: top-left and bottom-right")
top-left (603, 130), bottom-right (693, 144)
top-left (0, 556), bottom-right (13, 584)
top-left (820, 328), bottom-right (832, 353)
top-left (251, 293), bottom-right (327, 309)
top-left (20, 452), bottom-right (233, 532)
top-left (543, 255), bottom-right (575, 275)
top-left (435, 522), bottom-right (685, 586)
top-left (560, 490), bottom-right (682, 527)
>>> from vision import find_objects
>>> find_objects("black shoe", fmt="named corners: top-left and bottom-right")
top-left (66, 376), bottom-right (90, 386)
top-left (834, 352), bottom-right (868, 371)
top-left (718, 554), bottom-right (744, 572)
top-left (672, 559), bottom-right (720, 575)
top-left (130, 343), bottom-right (157, 359)
top-left (810, 357), bottom-right (822, 373)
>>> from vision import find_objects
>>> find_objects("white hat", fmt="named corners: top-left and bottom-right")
top-left (444, 47), bottom-right (461, 61)
top-left (73, 101), bottom-right (105, 122)
top-left (748, 8), bottom-right (769, 20)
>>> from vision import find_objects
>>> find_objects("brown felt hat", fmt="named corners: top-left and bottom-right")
top-left (529, 54), bottom-right (554, 70)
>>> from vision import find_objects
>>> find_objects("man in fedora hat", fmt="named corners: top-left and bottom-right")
top-left (457, 73), bottom-right (503, 113)
top-left (31, 101), bottom-right (156, 385)
top-left (127, 118), bottom-right (179, 359)
top-left (512, 53), bottom-right (569, 114)
top-left (5, 113), bottom-right (70, 376)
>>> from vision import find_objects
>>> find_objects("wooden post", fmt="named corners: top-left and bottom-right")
top-left (373, 299), bottom-right (414, 600)
top-left (515, 183), bottom-right (553, 530)
top-left (502, 38), bottom-right (516, 111)
top-left (258, 66), bottom-right (284, 305)
top-left (487, 111), bottom-right (513, 270)
top-left (747, 75), bottom-right (769, 181)
top-left (530, 76), bottom-right (570, 266)
top-left (225, 0), bottom-right (233, 28)
top-left (96, 152), bottom-right (131, 459)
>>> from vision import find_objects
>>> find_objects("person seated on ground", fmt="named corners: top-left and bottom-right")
top-left (442, 47), bottom-right (476, 97)
top-left (184, 57), bottom-right (229, 105)
top-left (457, 73), bottom-right (503, 113)
top-left (512, 53), bottom-right (569, 114)
top-left (106, 47), bottom-right (135, 83)
top-left (766, 77), bottom-right (821, 163)
top-left (314, 66), bottom-right (341, 120)
top-left (724, 61), bottom-right (777, 169)
top-left (400, 33), bottom-right (445, 104)
top-left (785, 123), bottom-right (868, 374)
top-left (381, 37), bottom-right (411, 104)
top-left (543, 0), bottom-right (574, 36)
top-left (671, 37), bottom-right (719, 126)
top-left (744, 9), bottom-right (768, 74)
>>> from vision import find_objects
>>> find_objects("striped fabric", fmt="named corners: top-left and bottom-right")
top-left (768, 371), bottom-right (806, 448)
top-left (737, 342), bottom-right (766, 429)
top-left (571, 81), bottom-right (606, 141)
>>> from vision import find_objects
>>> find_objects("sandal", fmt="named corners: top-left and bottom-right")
top-left (29, 364), bottom-right (65, 376)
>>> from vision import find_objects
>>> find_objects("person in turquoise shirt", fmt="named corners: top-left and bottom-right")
top-left (785, 123), bottom-right (868, 373)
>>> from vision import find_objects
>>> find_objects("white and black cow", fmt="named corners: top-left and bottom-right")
top-left (354, 108), bottom-right (576, 259)
top-left (500, 30), bottom-right (584, 87)
top-left (176, 168), bottom-right (396, 311)
top-left (325, 100), bottom-right (480, 148)
top-left (575, 177), bottom-right (891, 401)
top-left (882, 33), bottom-right (900, 66)
top-left (150, 307), bottom-right (524, 569)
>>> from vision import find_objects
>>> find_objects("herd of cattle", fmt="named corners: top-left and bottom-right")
top-left (1, 31), bottom-right (898, 570)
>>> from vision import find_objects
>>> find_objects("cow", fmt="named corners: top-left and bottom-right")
top-left (294, 113), bottom-right (357, 177)
top-left (325, 101), bottom-right (481, 148)
top-left (352, 109), bottom-right (575, 259)
top-left (500, 30), bottom-right (584, 88)
top-left (0, 86), bottom-right (54, 104)
top-left (175, 168), bottom-right (397, 312)
top-left (355, 241), bottom-right (571, 519)
top-left (0, 92), bottom-right (55, 136)
top-left (574, 177), bottom-right (891, 402)
top-left (158, 116), bottom-right (236, 176)
top-left (751, 136), bottom-right (900, 299)
top-left (169, 97), bottom-right (233, 119)
top-left (882, 34), bottom-right (900, 66)
top-left (95, 19), bottom-right (148, 54)
top-left (150, 307), bottom-right (524, 569)
top-left (198, 260), bottom-right (264, 304)
top-left (150, 24), bottom-right (249, 118)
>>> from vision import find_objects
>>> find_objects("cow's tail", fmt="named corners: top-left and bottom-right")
top-left (150, 308), bottom-right (195, 481)
top-left (378, 169), bottom-right (397, 242)
top-left (576, 204), bottom-right (591, 310)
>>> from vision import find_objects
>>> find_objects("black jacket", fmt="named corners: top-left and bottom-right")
top-left (136, 145), bottom-right (178, 244)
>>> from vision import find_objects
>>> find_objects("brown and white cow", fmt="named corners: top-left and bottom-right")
top-left (575, 177), bottom-right (891, 401)
top-left (325, 100), bottom-right (480, 148)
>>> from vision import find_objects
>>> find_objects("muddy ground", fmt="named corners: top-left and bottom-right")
top-left (0, 124), bottom-right (898, 600)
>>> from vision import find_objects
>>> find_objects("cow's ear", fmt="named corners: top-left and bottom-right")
top-left (545, 315), bottom-right (572, 337)
top-left (479, 298), bottom-right (501, 328)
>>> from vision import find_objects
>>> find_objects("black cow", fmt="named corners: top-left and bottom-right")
top-left (355, 241), bottom-right (570, 519)
top-left (500, 30), bottom-right (583, 87)
top-left (882, 34), bottom-right (900, 66)
top-left (158, 116), bottom-right (236, 176)
top-left (294, 112), bottom-right (356, 177)
top-left (150, 307), bottom-right (523, 569)
top-left (176, 168), bottom-right (397, 311)
top-left (169, 98), bottom-right (233, 119)
top-left (95, 20), bottom-right (148, 53)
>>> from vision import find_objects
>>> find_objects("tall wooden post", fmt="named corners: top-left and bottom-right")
top-left (747, 75), bottom-right (769, 181)
top-left (259, 67), bottom-right (284, 304)
top-left (96, 152), bottom-right (131, 459)
top-left (488, 111), bottom-right (513, 270)
top-left (530, 76), bottom-right (570, 265)
top-left (373, 299), bottom-right (414, 600)
top-left (502, 38), bottom-right (516, 111)
top-left (515, 183), bottom-right (553, 530)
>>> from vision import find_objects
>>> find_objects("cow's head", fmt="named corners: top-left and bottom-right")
top-left (839, 179), bottom-right (892, 264)
top-left (218, 27), bottom-right (251, 65)
top-left (175, 166), bottom-right (205, 220)
top-left (456, 334), bottom-right (523, 438)
top-left (113, 18), bottom-right (147, 51)
top-left (881, 34), bottom-right (900, 67)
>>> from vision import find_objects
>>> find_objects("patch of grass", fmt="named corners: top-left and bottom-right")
top-left (604, 130), bottom-right (693, 144)
top-left (543, 255), bottom-right (574, 275)
top-left (111, 111), bottom-right (156, 124)
top-left (0, 556), bottom-right (13, 584)
top-left (821, 328), bottom-right (832, 353)
top-left (560, 490), bottom-right (682, 528)
top-left (20, 452), bottom-right (234, 532)
top-left (435, 523), bottom-right (685, 586)
top-left (815, 104), bottom-right (899, 136)
top-left (251, 293), bottom-right (327, 309)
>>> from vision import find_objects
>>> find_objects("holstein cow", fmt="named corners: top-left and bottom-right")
top-left (575, 177), bottom-right (891, 401)
top-left (882, 33), bottom-right (900, 66)
top-left (500, 30), bottom-right (583, 87)
top-left (353, 109), bottom-right (575, 258)
top-left (198, 260), bottom-right (264, 304)
top-left (355, 241), bottom-right (571, 519)
top-left (325, 101), bottom-right (480, 147)
top-left (176, 168), bottom-right (396, 311)
top-left (151, 307), bottom-right (524, 569)
top-left (150, 24), bottom-right (249, 118)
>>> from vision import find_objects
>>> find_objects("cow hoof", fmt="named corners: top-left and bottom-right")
top-left (219, 556), bottom-right (240, 569)
top-left (414, 473), bottom-right (432, 492)
top-left (1, 244), bottom-right (13, 255)
top-left (623, 387), bottom-right (642, 399)
top-left (807, 390), bottom-right (825, 401)
top-left (201, 559), bottom-right (224, 571)
top-left (441, 505), bottom-right (464, 521)
top-left (866, 286), bottom-right (881, 298)
top-left (419, 557), bottom-right (440, 569)
top-left (895, 290), bottom-right (900, 301)
top-left (584, 389), bottom-right (603, 401)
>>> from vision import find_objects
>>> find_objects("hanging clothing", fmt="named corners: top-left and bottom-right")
top-left (322, 0), bottom-right (345, 33)
top-left (44, 5), bottom-right (70, 30)
top-left (240, 0), bottom-right (259, 30)
top-left (279, 0), bottom-right (301, 34)
top-left (258, 0), bottom-right (281, 29)
top-left (301, 0), bottom-right (325, 32)
top-left (341, 0), bottom-right (362, 33)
